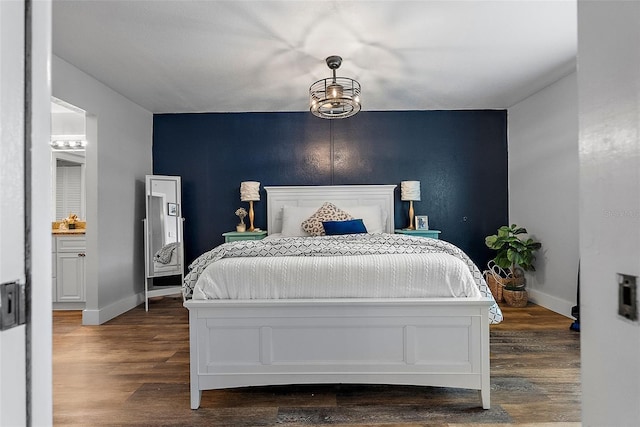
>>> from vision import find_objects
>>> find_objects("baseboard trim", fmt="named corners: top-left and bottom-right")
top-left (82, 292), bottom-right (145, 325)
top-left (81, 289), bottom-right (574, 324)
top-left (53, 301), bottom-right (85, 311)
top-left (527, 289), bottom-right (575, 319)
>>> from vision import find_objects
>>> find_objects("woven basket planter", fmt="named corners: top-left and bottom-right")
top-left (503, 288), bottom-right (528, 307)
top-left (484, 272), bottom-right (504, 302)
top-left (503, 276), bottom-right (525, 289)
top-left (485, 262), bottom-right (527, 306)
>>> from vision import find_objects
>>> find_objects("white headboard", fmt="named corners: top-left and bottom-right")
top-left (264, 185), bottom-right (397, 234)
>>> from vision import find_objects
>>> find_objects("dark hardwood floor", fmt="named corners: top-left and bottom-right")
top-left (53, 297), bottom-right (581, 426)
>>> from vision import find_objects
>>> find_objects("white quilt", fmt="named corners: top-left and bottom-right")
top-left (193, 253), bottom-right (480, 300)
top-left (184, 233), bottom-right (503, 324)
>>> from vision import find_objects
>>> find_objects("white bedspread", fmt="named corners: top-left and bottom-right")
top-left (193, 253), bottom-right (480, 300)
top-left (184, 233), bottom-right (503, 323)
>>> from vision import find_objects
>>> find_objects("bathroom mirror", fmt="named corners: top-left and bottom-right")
top-left (52, 151), bottom-right (85, 221)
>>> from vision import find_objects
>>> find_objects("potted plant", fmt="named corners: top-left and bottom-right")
top-left (485, 224), bottom-right (542, 307)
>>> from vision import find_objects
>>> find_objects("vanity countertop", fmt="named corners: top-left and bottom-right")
top-left (52, 229), bottom-right (86, 235)
top-left (52, 220), bottom-right (86, 235)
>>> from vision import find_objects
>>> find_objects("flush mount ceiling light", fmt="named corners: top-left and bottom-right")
top-left (309, 55), bottom-right (361, 119)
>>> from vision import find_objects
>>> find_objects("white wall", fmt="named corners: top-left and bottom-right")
top-left (508, 72), bottom-right (579, 317)
top-left (51, 110), bottom-right (84, 136)
top-left (52, 55), bottom-right (153, 324)
top-left (578, 1), bottom-right (640, 425)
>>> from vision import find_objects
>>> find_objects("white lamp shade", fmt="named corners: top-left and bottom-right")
top-left (401, 181), bottom-right (421, 201)
top-left (240, 181), bottom-right (260, 201)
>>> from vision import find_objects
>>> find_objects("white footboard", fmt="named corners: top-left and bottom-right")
top-left (184, 297), bottom-right (492, 410)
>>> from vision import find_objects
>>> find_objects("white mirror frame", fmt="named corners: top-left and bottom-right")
top-left (143, 175), bottom-right (184, 310)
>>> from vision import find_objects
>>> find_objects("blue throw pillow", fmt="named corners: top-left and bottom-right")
top-left (322, 219), bottom-right (368, 235)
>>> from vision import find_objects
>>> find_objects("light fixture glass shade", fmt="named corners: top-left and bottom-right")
top-left (240, 181), bottom-right (260, 201)
top-left (310, 56), bottom-right (361, 119)
top-left (50, 136), bottom-right (87, 151)
top-left (401, 181), bottom-right (421, 201)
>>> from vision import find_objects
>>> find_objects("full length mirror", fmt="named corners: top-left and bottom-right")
top-left (144, 175), bottom-right (183, 310)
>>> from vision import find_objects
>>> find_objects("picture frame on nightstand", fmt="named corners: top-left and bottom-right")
top-left (415, 215), bottom-right (429, 230)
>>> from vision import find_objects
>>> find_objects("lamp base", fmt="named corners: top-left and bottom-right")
top-left (248, 200), bottom-right (256, 232)
top-left (407, 200), bottom-right (415, 229)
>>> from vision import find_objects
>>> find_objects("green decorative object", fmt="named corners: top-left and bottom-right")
top-left (222, 230), bottom-right (268, 243)
top-left (394, 229), bottom-right (441, 239)
top-left (485, 224), bottom-right (542, 292)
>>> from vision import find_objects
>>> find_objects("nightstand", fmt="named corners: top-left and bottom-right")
top-left (223, 230), bottom-right (268, 243)
top-left (394, 229), bottom-right (441, 239)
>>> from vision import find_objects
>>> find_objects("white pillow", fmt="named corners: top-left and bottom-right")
top-left (339, 205), bottom-right (386, 233)
top-left (280, 206), bottom-right (318, 237)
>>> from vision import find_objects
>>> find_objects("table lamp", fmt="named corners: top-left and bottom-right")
top-left (240, 181), bottom-right (260, 231)
top-left (401, 180), bottom-right (421, 230)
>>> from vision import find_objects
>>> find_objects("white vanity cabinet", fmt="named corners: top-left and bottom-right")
top-left (53, 235), bottom-right (86, 309)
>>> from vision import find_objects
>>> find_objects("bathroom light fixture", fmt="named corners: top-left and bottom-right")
top-left (50, 139), bottom-right (87, 150)
top-left (309, 55), bottom-right (361, 119)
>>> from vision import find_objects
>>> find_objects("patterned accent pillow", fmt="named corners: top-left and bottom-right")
top-left (301, 202), bottom-right (353, 236)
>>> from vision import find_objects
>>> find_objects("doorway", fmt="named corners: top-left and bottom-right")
top-left (50, 98), bottom-right (88, 311)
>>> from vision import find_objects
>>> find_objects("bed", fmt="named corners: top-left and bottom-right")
top-left (183, 185), bottom-right (501, 410)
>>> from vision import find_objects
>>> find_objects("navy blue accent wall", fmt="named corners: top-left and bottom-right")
top-left (153, 110), bottom-right (508, 270)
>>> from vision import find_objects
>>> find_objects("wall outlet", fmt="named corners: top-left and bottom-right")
top-left (618, 274), bottom-right (638, 321)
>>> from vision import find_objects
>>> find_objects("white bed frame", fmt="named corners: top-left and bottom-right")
top-left (184, 185), bottom-right (492, 410)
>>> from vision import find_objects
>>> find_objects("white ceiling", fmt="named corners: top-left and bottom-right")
top-left (52, 0), bottom-right (577, 114)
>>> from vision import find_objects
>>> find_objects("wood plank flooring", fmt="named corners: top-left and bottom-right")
top-left (53, 297), bottom-right (581, 426)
